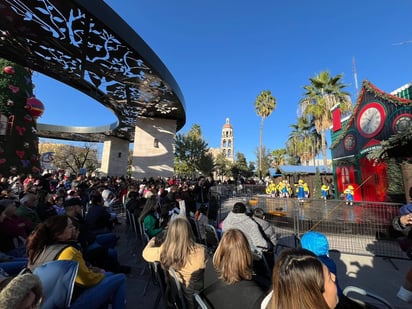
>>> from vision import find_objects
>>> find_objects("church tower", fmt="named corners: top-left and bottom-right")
top-left (221, 118), bottom-right (234, 162)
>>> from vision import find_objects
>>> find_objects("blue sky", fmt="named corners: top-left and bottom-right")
top-left (35, 0), bottom-right (412, 163)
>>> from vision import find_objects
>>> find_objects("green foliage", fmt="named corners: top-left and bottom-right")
top-left (255, 146), bottom-right (272, 177)
top-left (387, 158), bottom-right (404, 194)
top-left (313, 167), bottom-right (322, 199)
top-left (51, 143), bottom-right (99, 175)
top-left (271, 148), bottom-right (287, 168)
top-left (299, 71), bottom-right (351, 167)
top-left (255, 90), bottom-right (276, 178)
top-left (0, 59), bottom-right (40, 177)
top-left (174, 124), bottom-right (210, 176)
top-left (197, 152), bottom-right (215, 175)
top-left (231, 152), bottom-right (250, 178)
top-left (214, 152), bottom-right (231, 178)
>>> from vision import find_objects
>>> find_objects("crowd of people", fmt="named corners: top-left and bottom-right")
top-left (0, 170), bottom-right (409, 308)
top-left (0, 171), bottom-right (217, 308)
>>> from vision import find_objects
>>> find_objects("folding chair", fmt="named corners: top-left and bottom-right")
top-left (152, 262), bottom-right (168, 309)
top-left (138, 218), bottom-right (145, 242)
top-left (343, 286), bottom-right (394, 309)
top-left (126, 209), bottom-right (138, 238)
top-left (166, 267), bottom-right (188, 309)
top-left (205, 224), bottom-right (219, 253)
top-left (194, 292), bottom-right (211, 309)
top-left (189, 217), bottom-right (204, 244)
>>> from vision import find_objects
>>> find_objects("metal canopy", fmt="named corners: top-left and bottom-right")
top-left (0, 0), bottom-right (186, 142)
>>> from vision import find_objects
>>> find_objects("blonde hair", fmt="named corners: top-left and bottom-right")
top-left (269, 248), bottom-right (330, 309)
top-left (213, 229), bottom-right (253, 284)
top-left (160, 217), bottom-right (196, 270)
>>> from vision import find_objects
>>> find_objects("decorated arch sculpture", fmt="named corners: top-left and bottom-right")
top-left (0, 0), bottom-right (185, 177)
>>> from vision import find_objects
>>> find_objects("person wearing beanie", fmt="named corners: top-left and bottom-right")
top-left (0, 273), bottom-right (43, 309)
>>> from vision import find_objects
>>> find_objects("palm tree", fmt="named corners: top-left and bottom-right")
top-left (299, 71), bottom-right (352, 167)
top-left (254, 90), bottom-right (276, 179)
top-left (287, 117), bottom-right (313, 165)
top-left (270, 148), bottom-right (287, 169)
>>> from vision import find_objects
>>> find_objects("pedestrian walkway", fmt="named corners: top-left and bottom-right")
top-left (115, 202), bottom-right (412, 309)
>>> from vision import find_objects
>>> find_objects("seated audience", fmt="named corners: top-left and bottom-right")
top-left (261, 248), bottom-right (338, 309)
top-left (86, 193), bottom-right (115, 234)
top-left (202, 229), bottom-right (265, 309)
top-left (222, 202), bottom-right (272, 285)
top-left (0, 251), bottom-right (27, 276)
top-left (142, 217), bottom-right (206, 308)
top-left (222, 202), bottom-right (270, 252)
top-left (301, 231), bottom-right (365, 309)
top-left (26, 215), bottom-right (126, 309)
top-left (195, 204), bottom-right (209, 243)
top-left (392, 206), bottom-right (412, 303)
top-left (16, 193), bottom-right (41, 229)
top-left (139, 196), bottom-right (163, 238)
top-left (0, 272), bottom-right (43, 309)
top-left (0, 199), bottom-right (30, 257)
top-left (65, 198), bottom-right (126, 274)
top-left (252, 208), bottom-right (277, 247)
top-left (52, 195), bottom-right (65, 216)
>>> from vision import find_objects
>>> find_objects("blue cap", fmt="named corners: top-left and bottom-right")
top-left (301, 231), bottom-right (329, 256)
top-left (400, 204), bottom-right (412, 215)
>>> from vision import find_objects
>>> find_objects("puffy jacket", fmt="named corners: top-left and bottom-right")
top-left (222, 212), bottom-right (269, 251)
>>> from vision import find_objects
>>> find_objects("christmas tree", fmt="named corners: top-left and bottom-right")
top-left (0, 58), bottom-right (43, 178)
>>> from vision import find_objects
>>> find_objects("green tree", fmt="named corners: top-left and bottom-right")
top-left (197, 152), bottom-right (215, 176)
top-left (231, 152), bottom-right (250, 179)
top-left (313, 167), bottom-right (322, 199)
top-left (214, 152), bottom-right (231, 181)
top-left (254, 90), bottom-right (276, 179)
top-left (255, 145), bottom-right (272, 177)
top-left (174, 124), bottom-right (209, 177)
top-left (0, 59), bottom-right (41, 177)
top-left (299, 71), bottom-right (352, 166)
top-left (286, 117), bottom-right (322, 165)
top-left (270, 148), bottom-right (287, 169)
top-left (40, 142), bottom-right (98, 175)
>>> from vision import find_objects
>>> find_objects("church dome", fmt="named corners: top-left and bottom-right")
top-left (223, 118), bottom-right (232, 129)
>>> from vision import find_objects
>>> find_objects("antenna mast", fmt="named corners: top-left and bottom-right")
top-left (352, 57), bottom-right (359, 98)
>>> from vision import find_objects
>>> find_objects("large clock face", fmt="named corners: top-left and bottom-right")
top-left (357, 102), bottom-right (386, 138)
top-left (393, 114), bottom-right (412, 134)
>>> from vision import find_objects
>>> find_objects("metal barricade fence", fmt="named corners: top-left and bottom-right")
top-left (247, 196), bottom-right (408, 259)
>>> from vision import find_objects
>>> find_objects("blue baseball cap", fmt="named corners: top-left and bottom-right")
top-left (400, 203), bottom-right (412, 215)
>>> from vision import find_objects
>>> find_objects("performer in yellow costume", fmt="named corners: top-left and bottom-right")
top-left (265, 180), bottom-right (277, 197)
top-left (321, 183), bottom-right (329, 200)
top-left (295, 179), bottom-right (309, 202)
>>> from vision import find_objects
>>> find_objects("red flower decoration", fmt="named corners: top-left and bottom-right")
top-left (3, 66), bottom-right (15, 74)
top-left (0, 158), bottom-right (6, 165)
top-left (15, 126), bottom-right (26, 136)
top-left (16, 150), bottom-right (25, 159)
top-left (8, 85), bottom-right (19, 93)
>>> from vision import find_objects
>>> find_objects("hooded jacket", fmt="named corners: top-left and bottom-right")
top-left (222, 212), bottom-right (269, 251)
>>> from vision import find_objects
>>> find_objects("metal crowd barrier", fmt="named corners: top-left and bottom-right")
top-left (219, 194), bottom-right (408, 260)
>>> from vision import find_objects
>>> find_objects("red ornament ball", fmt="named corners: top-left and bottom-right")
top-left (3, 66), bottom-right (15, 74)
top-left (25, 97), bottom-right (45, 118)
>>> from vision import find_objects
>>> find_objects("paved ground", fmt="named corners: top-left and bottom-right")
top-left (114, 199), bottom-right (412, 309)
